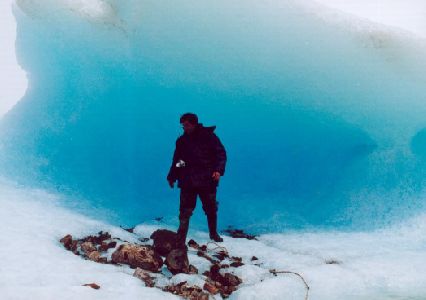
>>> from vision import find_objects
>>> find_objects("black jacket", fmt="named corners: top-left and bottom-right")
top-left (167, 124), bottom-right (227, 189)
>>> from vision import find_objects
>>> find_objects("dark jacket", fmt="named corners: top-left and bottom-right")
top-left (167, 124), bottom-right (227, 189)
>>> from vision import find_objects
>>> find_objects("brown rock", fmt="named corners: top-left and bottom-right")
top-left (87, 251), bottom-right (107, 263)
top-left (251, 256), bottom-right (258, 261)
top-left (71, 240), bottom-right (79, 254)
top-left (81, 242), bottom-right (97, 254)
top-left (203, 280), bottom-right (219, 295)
top-left (213, 250), bottom-right (229, 261)
top-left (230, 261), bottom-right (244, 268)
top-left (223, 273), bottom-right (242, 287)
top-left (196, 250), bottom-right (217, 264)
top-left (111, 244), bottom-right (163, 272)
top-left (150, 229), bottom-right (178, 256)
top-left (133, 268), bottom-right (155, 287)
top-left (82, 283), bottom-right (100, 290)
top-left (165, 248), bottom-right (190, 274)
top-left (188, 264), bottom-right (198, 274)
top-left (223, 227), bottom-right (257, 240)
top-left (60, 234), bottom-right (73, 250)
top-left (163, 282), bottom-right (209, 300)
top-left (82, 232), bottom-right (111, 245)
top-left (187, 239), bottom-right (200, 250)
top-left (99, 241), bottom-right (117, 252)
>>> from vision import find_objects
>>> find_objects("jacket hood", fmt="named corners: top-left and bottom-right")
top-left (198, 123), bottom-right (216, 133)
top-left (182, 123), bottom-right (216, 137)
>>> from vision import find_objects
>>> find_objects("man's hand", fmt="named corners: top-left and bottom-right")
top-left (212, 171), bottom-right (221, 181)
top-left (168, 179), bottom-right (175, 188)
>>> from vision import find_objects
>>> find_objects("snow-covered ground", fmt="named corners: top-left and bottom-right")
top-left (1, 179), bottom-right (426, 300)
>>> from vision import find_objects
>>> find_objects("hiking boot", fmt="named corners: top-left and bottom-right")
top-left (209, 232), bottom-right (223, 243)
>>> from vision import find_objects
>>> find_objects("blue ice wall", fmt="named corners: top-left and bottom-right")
top-left (1, 0), bottom-right (426, 231)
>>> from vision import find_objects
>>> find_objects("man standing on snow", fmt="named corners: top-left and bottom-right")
top-left (167, 113), bottom-right (227, 247)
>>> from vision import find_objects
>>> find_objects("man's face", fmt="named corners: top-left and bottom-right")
top-left (181, 120), bottom-right (196, 134)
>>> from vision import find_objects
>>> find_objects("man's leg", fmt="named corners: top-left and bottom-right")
top-left (176, 188), bottom-right (197, 247)
top-left (199, 187), bottom-right (223, 242)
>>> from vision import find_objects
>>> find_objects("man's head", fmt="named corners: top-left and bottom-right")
top-left (180, 113), bottom-right (198, 134)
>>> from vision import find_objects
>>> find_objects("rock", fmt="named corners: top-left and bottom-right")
top-left (165, 248), bottom-right (190, 274)
top-left (213, 250), bottom-right (229, 261)
top-left (203, 280), bottom-right (219, 295)
top-left (99, 241), bottom-right (117, 252)
top-left (82, 283), bottom-right (100, 290)
top-left (111, 244), bottom-right (163, 272)
top-left (251, 256), bottom-right (258, 261)
top-left (223, 227), bottom-right (257, 240)
top-left (60, 234), bottom-right (73, 250)
top-left (150, 229), bottom-right (178, 256)
top-left (163, 282), bottom-right (209, 300)
top-left (81, 242), bottom-right (97, 254)
top-left (87, 251), bottom-right (107, 263)
top-left (71, 240), bottom-right (79, 253)
top-left (133, 268), bottom-right (155, 287)
top-left (204, 264), bottom-right (242, 298)
top-left (230, 261), bottom-right (244, 268)
top-left (196, 250), bottom-right (217, 264)
top-left (188, 264), bottom-right (198, 274)
top-left (121, 226), bottom-right (135, 233)
top-left (82, 232), bottom-right (111, 245)
top-left (223, 273), bottom-right (242, 287)
top-left (188, 239), bottom-right (200, 250)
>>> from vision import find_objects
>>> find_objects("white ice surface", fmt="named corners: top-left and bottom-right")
top-left (1, 179), bottom-right (426, 300)
top-left (313, 0), bottom-right (426, 39)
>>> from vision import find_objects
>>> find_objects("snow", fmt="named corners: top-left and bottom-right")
top-left (1, 179), bottom-right (426, 299)
top-left (312, 0), bottom-right (426, 39)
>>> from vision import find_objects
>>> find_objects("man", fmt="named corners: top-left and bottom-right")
top-left (167, 113), bottom-right (227, 246)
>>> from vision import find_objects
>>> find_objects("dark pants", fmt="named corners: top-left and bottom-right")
top-left (177, 187), bottom-right (219, 244)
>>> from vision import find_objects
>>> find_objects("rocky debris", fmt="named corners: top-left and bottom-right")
top-left (81, 242), bottom-right (97, 254)
top-left (165, 248), bottom-right (190, 275)
top-left (213, 250), bottom-right (229, 261)
top-left (99, 241), bottom-right (117, 252)
top-left (133, 267), bottom-right (155, 287)
top-left (111, 244), bottom-right (163, 272)
top-left (120, 226), bottom-right (135, 233)
top-left (203, 280), bottom-right (219, 295)
top-left (197, 250), bottom-right (218, 264)
top-left (82, 283), bottom-right (100, 290)
top-left (325, 259), bottom-right (342, 265)
top-left (88, 251), bottom-right (107, 263)
top-left (60, 232), bottom-right (118, 262)
top-left (150, 229), bottom-right (178, 256)
top-left (81, 231), bottom-right (112, 244)
top-left (61, 230), bottom-right (247, 299)
top-left (203, 264), bottom-right (242, 298)
top-left (60, 235), bottom-right (73, 250)
top-left (230, 256), bottom-right (244, 268)
top-left (188, 239), bottom-right (199, 249)
top-left (223, 227), bottom-right (257, 240)
top-left (163, 281), bottom-right (209, 300)
top-left (188, 264), bottom-right (198, 274)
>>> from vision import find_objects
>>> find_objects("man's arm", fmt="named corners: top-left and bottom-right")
top-left (212, 134), bottom-right (227, 176)
top-left (167, 140), bottom-right (180, 187)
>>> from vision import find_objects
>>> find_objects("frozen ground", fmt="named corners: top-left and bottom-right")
top-left (1, 179), bottom-right (425, 300)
